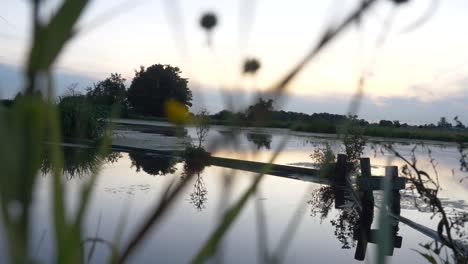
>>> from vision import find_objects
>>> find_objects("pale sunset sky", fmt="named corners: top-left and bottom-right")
top-left (1, 0), bottom-right (468, 124)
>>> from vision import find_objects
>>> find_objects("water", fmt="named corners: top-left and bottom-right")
top-left (1, 122), bottom-right (467, 263)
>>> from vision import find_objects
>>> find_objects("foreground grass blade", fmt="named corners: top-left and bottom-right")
top-left (27, 0), bottom-right (89, 84)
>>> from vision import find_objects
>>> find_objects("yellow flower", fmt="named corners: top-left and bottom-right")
top-left (164, 99), bottom-right (191, 124)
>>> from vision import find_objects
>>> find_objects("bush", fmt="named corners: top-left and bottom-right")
top-left (183, 146), bottom-right (211, 175)
top-left (58, 95), bottom-right (104, 139)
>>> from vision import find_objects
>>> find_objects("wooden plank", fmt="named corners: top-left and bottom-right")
top-left (210, 157), bottom-right (320, 176)
top-left (209, 156), bottom-right (332, 185)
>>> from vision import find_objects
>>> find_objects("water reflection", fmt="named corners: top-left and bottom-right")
top-left (309, 183), bottom-right (403, 261)
top-left (246, 133), bottom-right (272, 150)
top-left (129, 152), bottom-right (177, 176)
top-left (40, 146), bottom-right (121, 179)
top-left (182, 147), bottom-right (211, 211)
top-left (188, 173), bottom-right (208, 211)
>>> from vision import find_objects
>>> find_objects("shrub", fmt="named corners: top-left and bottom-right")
top-left (183, 146), bottom-right (211, 175)
top-left (58, 95), bottom-right (104, 139)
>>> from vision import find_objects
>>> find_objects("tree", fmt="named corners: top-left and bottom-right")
top-left (245, 98), bottom-right (274, 122)
top-left (378, 120), bottom-right (393, 127)
top-left (127, 64), bottom-right (192, 116)
top-left (437, 117), bottom-right (452, 129)
top-left (86, 73), bottom-right (126, 107)
top-left (454, 116), bottom-right (465, 129)
top-left (194, 109), bottom-right (210, 148)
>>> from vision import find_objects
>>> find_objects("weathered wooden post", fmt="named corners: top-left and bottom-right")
top-left (385, 166), bottom-right (401, 215)
top-left (334, 154), bottom-right (347, 209)
top-left (335, 154), bottom-right (347, 184)
top-left (354, 157), bottom-right (374, 261)
top-left (359, 157), bottom-right (371, 179)
top-left (383, 166), bottom-right (402, 256)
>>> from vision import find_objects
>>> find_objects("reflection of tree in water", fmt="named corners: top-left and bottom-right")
top-left (182, 146), bottom-right (211, 211)
top-left (331, 208), bottom-right (359, 249)
top-left (189, 173), bottom-right (208, 211)
top-left (129, 152), bottom-right (177, 176)
top-left (308, 186), bottom-right (335, 222)
top-left (41, 147), bottom-right (122, 179)
top-left (308, 186), bottom-right (361, 249)
top-left (246, 133), bottom-right (272, 150)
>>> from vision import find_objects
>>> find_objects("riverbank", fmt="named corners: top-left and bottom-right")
top-left (115, 116), bottom-right (468, 143)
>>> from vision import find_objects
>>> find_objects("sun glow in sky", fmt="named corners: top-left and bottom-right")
top-left (1, 0), bottom-right (468, 122)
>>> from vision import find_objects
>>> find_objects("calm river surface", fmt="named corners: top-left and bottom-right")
top-left (1, 121), bottom-right (467, 263)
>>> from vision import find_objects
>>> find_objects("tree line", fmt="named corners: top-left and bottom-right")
top-left (209, 97), bottom-right (466, 130)
top-left (1, 62), bottom-right (465, 140)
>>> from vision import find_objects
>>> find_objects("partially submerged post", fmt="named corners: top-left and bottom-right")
top-left (379, 166), bottom-right (403, 256)
top-left (354, 160), bottom-right (403, 260)
top-left (334, 154), bottom-right (348, 209)
top-left (359, 157), bottom-right (371, 179)
top-left (335, 154), bottom-right (347, 185)
top-left (354, 157), bottom-right (374, 261)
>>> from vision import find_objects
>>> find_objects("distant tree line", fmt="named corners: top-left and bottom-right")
top-left (2, 62), bottom-right (466, 140)
top-left (209, 98), bottom-right (467, 134)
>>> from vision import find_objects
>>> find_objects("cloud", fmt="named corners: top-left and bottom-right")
top-left (0, 63), bottom-right (98, 98)
top-left (407, 66), bottom-right (468, 102)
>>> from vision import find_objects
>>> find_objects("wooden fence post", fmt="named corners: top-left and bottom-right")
top-left (355, 157), bottom-right (374, 260)
top-left (384, 166), bottom-right (402, 255)
top-left (335, 154), bottom-right (347, 185)
top-left (359, 158), bottom-right (371, 179)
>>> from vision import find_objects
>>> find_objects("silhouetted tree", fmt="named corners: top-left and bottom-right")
top-left (454, 116), bottom-right (465, 129)
top-left (194, 109), bottom-right (210, 148)
top-left (245, 98), bottom-right (274, 122)
top-left (379, 120), bottom-right (393, 127)
top-left (212, 110), bottom-right (235, 120)
top-left (86, 73), bottom-right (127, 107)
top-left (437, 117), bottom-right (452, 129)
top-left (127, 64), bottom-right (192, 117)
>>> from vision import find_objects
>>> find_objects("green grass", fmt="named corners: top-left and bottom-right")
top-left (356, 126), bottom-right (468, 142)
top-left (124, 113), bottom-right (468, 142)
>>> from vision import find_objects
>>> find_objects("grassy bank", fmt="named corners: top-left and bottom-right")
top-left (118, 115), bottom-right (468, 143)
top-left (294, 123), bottom-right (468, 143)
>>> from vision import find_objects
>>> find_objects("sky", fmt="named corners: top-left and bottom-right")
top-left (1, 0), bottom-right (468, 124)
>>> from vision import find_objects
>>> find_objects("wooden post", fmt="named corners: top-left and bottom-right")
top-left (354, 157), bottom-right (374, 261)
top-left (384, 165), bottom-right (402, 256)
top-left (385, 166), bottom-right (398, 180)
top-left (359, 158), bottom-right (371, 179)
top-left (384, 166), bottom-right (401, 214)
top-left (333, 154), bottom-right (347, 209)
top-left (335, 154), bottom-right (347, 185)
